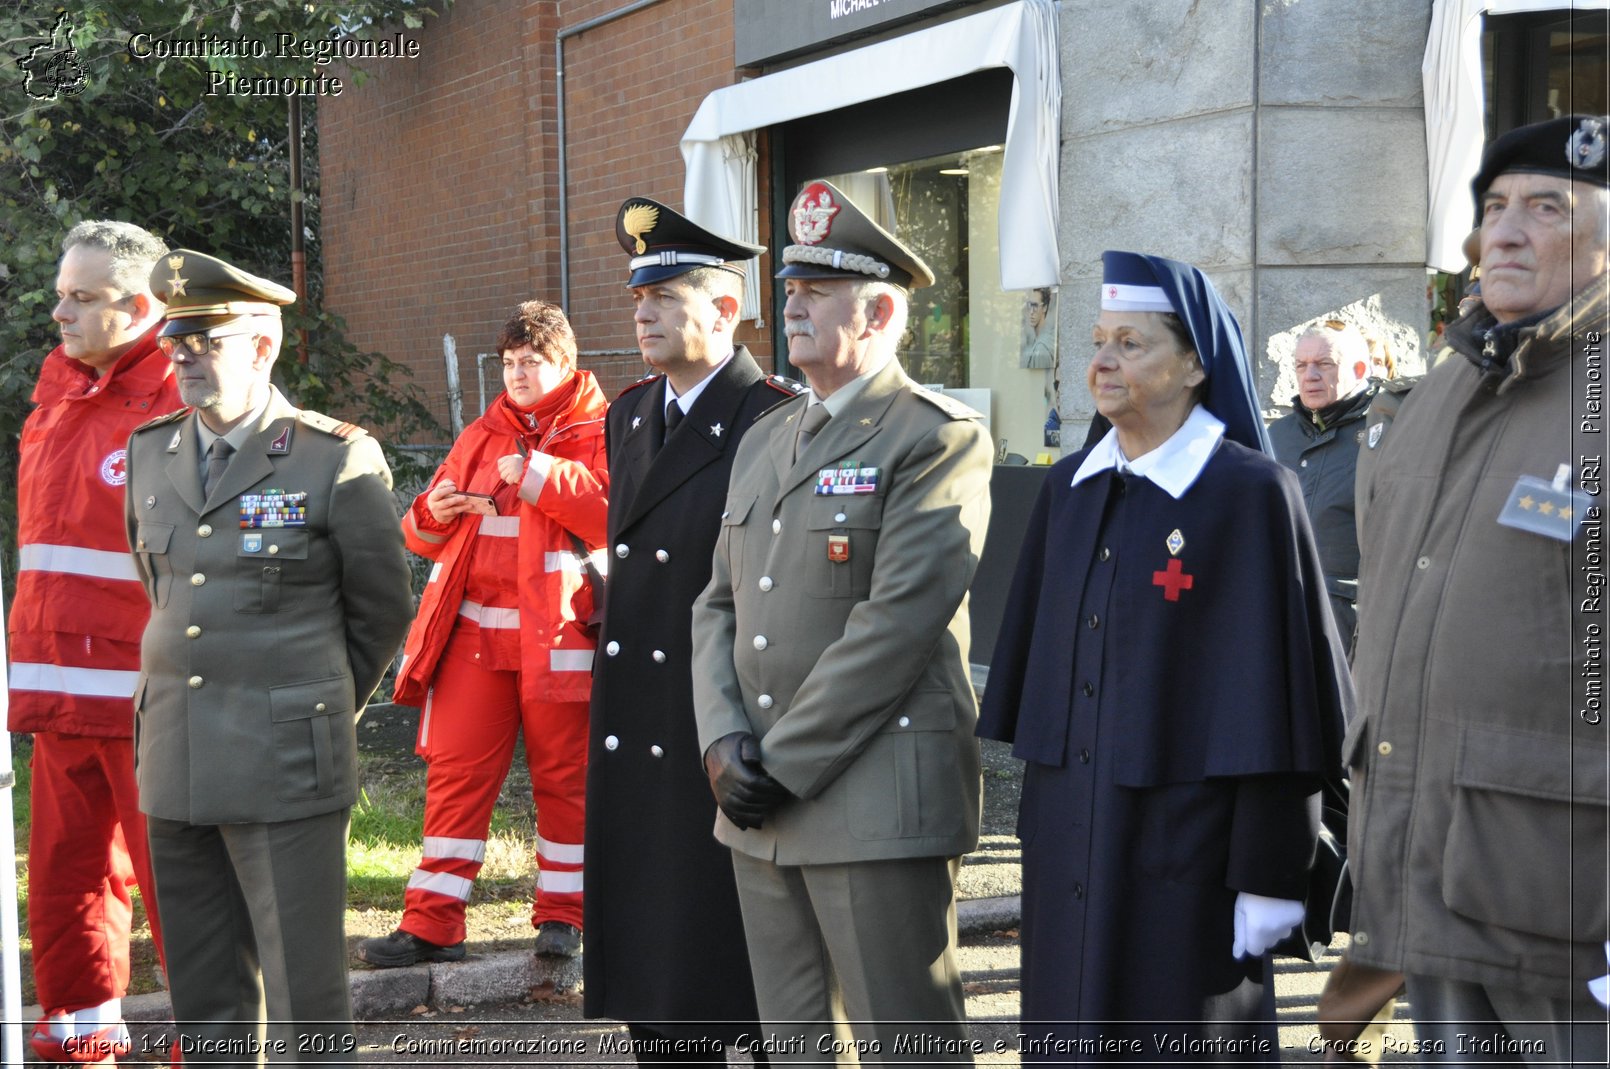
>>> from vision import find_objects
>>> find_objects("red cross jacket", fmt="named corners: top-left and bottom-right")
top-left (394, 371), bottom-right (609, 707)
top-left (8, 328), bottom-right (183, 736)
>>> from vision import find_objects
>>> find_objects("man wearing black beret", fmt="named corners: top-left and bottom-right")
top-left (1344, 115), bottom-right (1608, 1062)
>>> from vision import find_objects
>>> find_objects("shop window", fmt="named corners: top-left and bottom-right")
top-left (1484, 9), bottom-right (1609, 136)
top-left (814, 146), bottom-right (1055, 460)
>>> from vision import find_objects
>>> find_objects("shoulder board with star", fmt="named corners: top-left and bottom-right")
top-left (298, 410), bottom-right (369, 440)
top-left (130, 407), bottom-right (191, 436)
top-left (912, 387), bottom-right (983, 421)
top-left (615, 373), bottom-right (662, 402)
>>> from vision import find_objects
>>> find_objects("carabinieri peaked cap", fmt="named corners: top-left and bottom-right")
top-left (1472, 114), bottom-right (1610, 201)
top-left (615, 197), bottom-right (766, 288)
top-left (1100, 250), bottom-right (1272, 456)
top-left (150, 249), bottom-right (296, 335)
top-left (777, 179), bottom-right (935, 291)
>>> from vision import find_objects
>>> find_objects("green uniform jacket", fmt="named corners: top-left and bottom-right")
top-left (691, 359), bottom-right (992, 864)
top-left (126, 388), bottom-right (413, 824)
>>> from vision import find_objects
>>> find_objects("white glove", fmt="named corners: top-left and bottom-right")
top-left (1590, 941), bottom-right (1610, 1008)
top-left (1232, 891), bottom-right (1305, 959)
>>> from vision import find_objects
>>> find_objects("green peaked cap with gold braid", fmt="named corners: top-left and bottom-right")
top-left (151, 249), bottom-right (296, 335)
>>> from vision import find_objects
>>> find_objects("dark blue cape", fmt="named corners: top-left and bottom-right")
top-left (977, 439), bottom-right (1352, 1057)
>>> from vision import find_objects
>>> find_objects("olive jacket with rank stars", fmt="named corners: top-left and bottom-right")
top-left (691, 358), bottom-right (993, 862)
top-left (125, 387), bottom-right (413, 825)
top-left (584, 345), bottom-right (801, 1035)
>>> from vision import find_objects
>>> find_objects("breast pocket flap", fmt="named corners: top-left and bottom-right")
top-left (135, 522), bottom-right (174, 554)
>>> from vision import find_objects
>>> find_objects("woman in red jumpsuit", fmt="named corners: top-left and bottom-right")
top-left (358, 300), bottom-right (609, 965)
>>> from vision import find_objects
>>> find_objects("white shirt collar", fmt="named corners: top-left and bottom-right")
top-left (810, 349), bottom-right (894, 417)
top-left (665, 350), bottom-right (734, 418)
top-left (1070, 404), bottom-right (1226, 499)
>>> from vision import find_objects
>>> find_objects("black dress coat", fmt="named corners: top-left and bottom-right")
top-left (977, 438), bottom-right (1351, 1062)
top-left (582, 346), bottom-right (801, 1039)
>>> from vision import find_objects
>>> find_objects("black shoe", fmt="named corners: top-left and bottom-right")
top-left (355, 929), bottom-right (466, 968)
top-left (533, 921), bottom-right (581, 958)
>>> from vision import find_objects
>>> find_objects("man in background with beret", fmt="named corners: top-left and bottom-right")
top-left (584, 198), bottom-right (799, 1064)
top-left (12, 220), bottom-right (179, 1065)
top-left (1345, 115), bottom-right (1609, 1063)
top-left (125, 250), bottom-right (412, 1063)
top-left (691, 180), bottom-right (991, 1062)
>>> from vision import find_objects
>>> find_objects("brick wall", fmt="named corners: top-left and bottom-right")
top-left (319, 0), bottom-right (773, 443)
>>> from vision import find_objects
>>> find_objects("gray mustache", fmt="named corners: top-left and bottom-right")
top-left (784, 322), bottom-right (816, 338)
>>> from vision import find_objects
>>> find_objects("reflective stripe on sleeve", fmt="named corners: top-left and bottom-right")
top-left (20, 543), bottom-right (140, 582)
top-left (10, 662), bottom-right (139, 699)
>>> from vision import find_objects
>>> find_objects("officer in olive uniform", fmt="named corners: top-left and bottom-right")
top-left (691, 181), bottom-right (992, 1062)
top-left (125, 251), bottom-right (412, 1064)
top-left (584, 198), bottom-right (801, 1063)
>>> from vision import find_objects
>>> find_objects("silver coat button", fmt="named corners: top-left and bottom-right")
top-left (197, 524), bottom-right (213, 537)
top-left (188, 675), bottom-right (204, 689)
top-left (268, 544), bottom-right (280, 555)
top-left (758, 694), bottom-right (774, 709)
top-left (898, 715), bottom-right (911, 727)
top-left (604, 734), bottom-right (619, 751)
top-left (753, 635), bottom-right (768, 650)
top-left (771, 519), bottom-right (782, 534)
top-left (190, 573), bottom-right (206, 586)
top-left (186, 625), bottom-right (202, 639)
top-left (606, 641), bottom-right (620, 656)
top-left (615, 543), bottom-right (630, 559)
top-left (650, 745), bottom-right (664, 758)
top-left (656, 549), bottom-right (670, 563)
top-left (315, 702), bottom-right (327, 712)
top-left (652, 650), bottom-right (666, 663)
top-left (835, 512), bottom-right (847, 523)
top-left (758, 576), bottom-right (774, 591)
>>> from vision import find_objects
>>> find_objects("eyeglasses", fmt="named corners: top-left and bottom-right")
top-left (157, 329), bottom-right (258, 358)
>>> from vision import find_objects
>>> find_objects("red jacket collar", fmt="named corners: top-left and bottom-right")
top-left (31, 322), bottom-right (171, 406)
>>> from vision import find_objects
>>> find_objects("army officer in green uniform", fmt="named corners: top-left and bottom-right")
top-left (125, 251), bottom-right (411, 1064)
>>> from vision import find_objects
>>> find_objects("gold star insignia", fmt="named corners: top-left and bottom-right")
top-left (1538, 501), bottom-right (1556, 516)
top-left (1560, 506), bottom-right (1574, 521)
top-left (167, 269), bottom-right (188, 297)
top-left (859, 418), bottom-right (873, 426)
top-left (1518, 495), bottom-right (1535, 510)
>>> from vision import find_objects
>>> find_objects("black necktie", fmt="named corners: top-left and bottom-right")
top-left (203, 439), bottom-right (234, 497)
top-left (664, 402), bottom-right (685, 445)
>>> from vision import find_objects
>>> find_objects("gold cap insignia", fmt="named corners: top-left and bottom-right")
top-left (622, 203), bottom-right (659, 255)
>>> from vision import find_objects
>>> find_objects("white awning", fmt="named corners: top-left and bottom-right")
top-left (1423, 0), bottom-right (1609, 272)
top-left (681, 0), bottom-right (1061, 318)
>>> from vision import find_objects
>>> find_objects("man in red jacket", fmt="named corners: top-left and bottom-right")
top-left (9, 220), bottom-right (180, 1065)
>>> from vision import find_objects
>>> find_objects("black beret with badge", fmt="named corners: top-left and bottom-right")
top-left (776, 179), bottom-right (935, 291)
top-left (1473, 113), bottom-right (1609, 200)
top-left (150, 249), bottom-right (297, 336)
top-left (615, 197), bottom-right (765, 288)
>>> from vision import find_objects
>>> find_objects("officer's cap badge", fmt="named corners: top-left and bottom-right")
top-left (622, 203), bottom-right (659, 255)
top-left (792, 183), bottom-right (840, 246)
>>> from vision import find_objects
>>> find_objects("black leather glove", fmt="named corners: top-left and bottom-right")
top-left (703, 731), bottom-right (789, 830)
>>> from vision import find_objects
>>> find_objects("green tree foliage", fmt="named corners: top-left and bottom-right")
top-left (0, 1), bottom-right (449, 579)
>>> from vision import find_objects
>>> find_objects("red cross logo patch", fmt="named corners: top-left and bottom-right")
top-left (99, 448), bottom-right (127, 487)
top-left (1152, 558), bottom-right (1194, 601)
